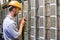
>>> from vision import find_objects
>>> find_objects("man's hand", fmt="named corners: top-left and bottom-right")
top-left (20, 17), bottom-right (26, 26)
top-left (18, 17), bottom-right (26, 29)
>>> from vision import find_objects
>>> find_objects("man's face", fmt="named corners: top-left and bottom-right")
top-left (14, 8), bottom-right (20, 17)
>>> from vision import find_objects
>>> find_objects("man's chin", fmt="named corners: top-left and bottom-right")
top-left (14, 13), bottom-right (17, 17)
top-left (13, 15), bottom-right (16, 17)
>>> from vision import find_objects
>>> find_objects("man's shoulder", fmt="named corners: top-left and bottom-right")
top-left (3, 17), bottom-right (16, 25)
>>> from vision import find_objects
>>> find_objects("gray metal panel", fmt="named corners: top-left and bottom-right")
top-left (50, 5), bottom-right (56, 15)
top-left (50, 29), bottom-right (56, 39)
top-left (37, 0), bottom-right (46, 40)
top-left (39, 0), bottom-right (44, 6)
top-left (30, 0), bottom-right (35, 7)
top-left (23, 1), bottom-right (29, 40)
top-left (30, 0), bottom-right (36, 39)
top-left (31, 36), bottom-right (35, 40)
top-left (38, 7), bottom-right (44, 16)
top-left (39, 28), bottom-right (45, 37)
top-left (49, 0), bottom-right (57, 40)
top-left (49, 0), bottom-right (56, 4)
top-left (39, 17), bottom-right (44, 26)
top-left (30, 28), bottom-right (35, 36)
top-left (31, 9), bottom-right (36, 17)
top-left (46, 17), bottom-right (51, 29)
top-left (45, 29), bottom-right (50, 40)
top-left (50, 17), bottom-right (57, 27)
top-left (31, 18), bottom-right (35, 26)
top-left (45, 0), bottom-right (57, 40)
top-left (45, 3), bottom-right (50, 16)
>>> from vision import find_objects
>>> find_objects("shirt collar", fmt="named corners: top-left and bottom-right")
top-left (7, 15), bottom-right (15, 21)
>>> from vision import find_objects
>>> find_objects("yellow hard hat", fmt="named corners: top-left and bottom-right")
top-left (7, 1), bottom-right (22, 10)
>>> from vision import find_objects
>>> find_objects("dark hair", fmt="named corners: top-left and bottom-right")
top-left (9, 6), bottom-right (16, 12)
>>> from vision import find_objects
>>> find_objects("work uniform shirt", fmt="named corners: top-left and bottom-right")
top-left (3, 15), bottom-right (19, 40)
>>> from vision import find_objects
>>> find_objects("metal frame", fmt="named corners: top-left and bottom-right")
top-left (49, 0), bottom-right (57, 40)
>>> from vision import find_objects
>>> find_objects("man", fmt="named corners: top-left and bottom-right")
top-left (3, 1), bottom-right (26, 40)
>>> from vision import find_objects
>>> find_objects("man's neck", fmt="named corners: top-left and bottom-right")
top-left (9, 12), bottom-right (14, 17)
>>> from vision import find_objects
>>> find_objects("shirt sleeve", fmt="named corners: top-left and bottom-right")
top-left (6, 23), bottom-right (19, 39)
